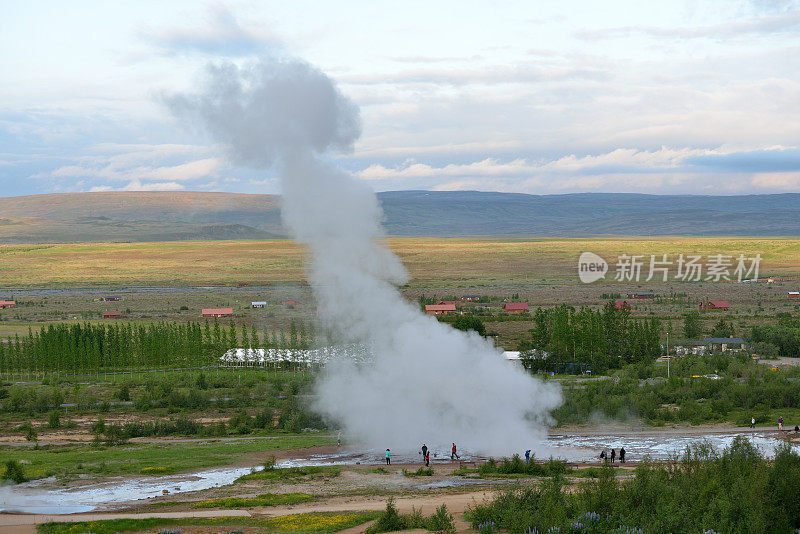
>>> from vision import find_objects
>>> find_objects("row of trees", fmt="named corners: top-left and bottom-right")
top-left (0, 319), bottom-right (314, 377)
top-left (518, 303), bottom-right (662, 373)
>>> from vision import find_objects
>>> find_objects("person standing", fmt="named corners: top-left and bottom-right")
top-left (385, 449), bottom-right (391, 465)
top-left (421, 443), bottom-right (428, 462)
top-left (599, 449), bottom-right (607, 464)
top-left (610, 448), bottom-right (616, 464)
top-left (750, 417), bottom-right (755, 429)
top-left (525, 450), bottom-right (531, 463)
top-left (337, 432), bottom-right (342, 447)
top-left (425, 450), bottom-right (430, 467)
top-left (779, 416), bottom-right (784, 431)
top-left (619, 447), bottom-right (626, 463)
top-left (451, 443), bottom-right (460, 460)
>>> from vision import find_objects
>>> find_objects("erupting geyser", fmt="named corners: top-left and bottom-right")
top-left (166, 54), bottom-right (562, 454)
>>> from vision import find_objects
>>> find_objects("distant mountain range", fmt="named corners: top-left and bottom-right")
top-left (0, 190), bottom-right (798, 243)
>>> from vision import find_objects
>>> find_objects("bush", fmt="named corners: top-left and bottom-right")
top-left (366, 499), bottom-right (454, 533)
top-left (403, 467), bottom-right (434, 477)
top-left (367, 498), bottom-right (404, 534)
top-left (47, 410), bottom-right (61, 429)
top-left (3, 459), bottom-right (26, 483)
top-left (467, 438), bottom-right (800, 534)
top-left (116, 383), bottom-right (130, 402)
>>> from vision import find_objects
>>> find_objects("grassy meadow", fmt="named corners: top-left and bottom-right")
top-left (1, 237), bottom-right (800, 286)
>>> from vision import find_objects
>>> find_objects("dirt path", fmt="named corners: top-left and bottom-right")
top-left (0, 509), bottom-right (252, 534)
top-left (0, 489), bottom-right (495, 534)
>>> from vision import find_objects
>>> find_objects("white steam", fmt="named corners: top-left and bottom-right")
top-left (166, 55), bottom-right (561, 454)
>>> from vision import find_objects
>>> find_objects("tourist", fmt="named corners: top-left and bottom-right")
top-left (525, 449), bottom-right (531, 463)
top-left (421, 443), bottom-right (428, 461)
top-left (599, 449), bottom-right (607, 464)
top-left (385, 449), bottom-right (391, 465)
top-left (610, 448), bottom-right (616, 463)
top-left (425, 450), bottom-right (430, 467)
top-left (779, 416), bottom-right (784, 431)
top-left (750, 417), bottom-right (755, 429)
top-left (619, 447), bottom-right (626, 463)
top-left (795, 425), bottom-right (799, 434)
top-left (451, 442), bottom-right (460, 460)
top-left (337, 432), bottom-right (341, 447)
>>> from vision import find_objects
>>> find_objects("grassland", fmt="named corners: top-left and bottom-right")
top-left (38, 512), bottom-right (381, 534)
top-left (1, 237), bottom-right (800, 286)
top-left (1, 436), bottom-right (333, 481)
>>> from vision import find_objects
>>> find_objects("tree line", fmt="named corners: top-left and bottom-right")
top-left (0, 319), bottom-right (314, 377)
top-left (518, 303), bottom-right (662, 373)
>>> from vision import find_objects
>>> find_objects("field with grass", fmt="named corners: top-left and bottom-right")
top-left (37, 512), bottom-right (381, 534)
top-left (1, 237), bottom-right (800, 286)
top-left (1, 435), bottom-right (333, 481)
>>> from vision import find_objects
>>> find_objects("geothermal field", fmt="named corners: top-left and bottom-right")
top-left (4, 3), bottom-right (800, 533)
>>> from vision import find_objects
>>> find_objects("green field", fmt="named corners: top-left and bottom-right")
top-left (1, 237), bottom-right (799, 286)
top-left (1, 435), bottom-right (333, 481)
top-left (38, 512), bottom-right (380, 534)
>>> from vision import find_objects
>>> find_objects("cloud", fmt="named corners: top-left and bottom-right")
top-left (122, 179), bottom-right (184, 191)
top-left (142, 5), bottom-right (280, 57)
top-left (751, 171), bottom-right (800, 189)
top-left (32, 143), bottom-right (222, 193)
top-left (577, 10), bottom-right (800, 40)
top-left (357, 147), bottom-right (711, 182)
top-left (686, 147), bottom-right (800, 172)
top-left (339, 62), bottom-right (606, 86)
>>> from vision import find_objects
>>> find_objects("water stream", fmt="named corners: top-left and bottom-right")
top-left (2, 430), bottom-right (796, 515)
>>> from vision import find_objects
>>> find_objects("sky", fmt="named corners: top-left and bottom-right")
top-left (1, 0), bottom-right (799, 197)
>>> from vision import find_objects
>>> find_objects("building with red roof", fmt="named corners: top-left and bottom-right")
top-left (0, 300), bottom-right (15, 309)
top-left (503, 302), bottom-right (529, 313)
top-left (700, 300), bottom-right (730, 311)
top-left (102, 311), bottom-right (123, 319)
top-left (425, 303), bottom-right (457, 315)
top-left (202, 308), bottom-right (234, 318)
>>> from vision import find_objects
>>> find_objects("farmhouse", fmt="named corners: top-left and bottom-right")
top-left (705, 337), bottom-right (745, 353)
top-left (627, 292), bottom-right (654, 299)
top-left (252, 301), bottom-right (266, 308)
top-left (436, 300), bottom-right (461, 308)
top-left (202, 307), bottom-right (233, 318)
top-left (0, 300), bottom-right (15, 309)
top-left (700, 300), bottom-right (730, 311)
top-left (673, 341), bottom-right (707, 356)
top-left (102, 311), bottom-right (123, 319)
top-left (103, 296), bottom-right (122, 302)
top-left (282, 299), bottom-right (300, 307)
top-left (789, 292), bottom-right (799, 299)
top-left (425, 303), bottom-right (456, 315)
top-left (503, 302), bottom-right (529, 313)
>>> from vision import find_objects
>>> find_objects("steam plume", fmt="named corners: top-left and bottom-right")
top-left (166, 55), bottom-right (561, 454)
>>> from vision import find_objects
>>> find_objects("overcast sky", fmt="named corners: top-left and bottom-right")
top-left (2, 0), bottom-right (800, 196)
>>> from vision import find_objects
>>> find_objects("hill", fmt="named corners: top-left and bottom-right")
top-left (0, 190), bottom-right (798, 242)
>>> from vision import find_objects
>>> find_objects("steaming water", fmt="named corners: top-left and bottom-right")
top-left (165, 53), bottom-right (562, 455)
top-left (0, 465), bottom-right (261, 514)
top-left (4, 432), bottom-right (795, 514)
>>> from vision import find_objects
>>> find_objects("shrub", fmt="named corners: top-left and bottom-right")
top-left (366, 499), bottom-right (404, 534)
top-left (47, 410), bottom-right (61, 429)
top-left (467, 437), bottom-right (800, 534)
top-left (3, 459), bottom-right (26, 483)
top-left (402, 467), bottom-right (434, 477)
top-left (367, 499), bottom-right (455, 533)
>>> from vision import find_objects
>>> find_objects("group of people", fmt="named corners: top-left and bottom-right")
top-left (384, 443), bottom-right (461, 466)
top-left (599, 447), bottom-right (626, 464)
top-left (749, 415), bottom-right (799, 433)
